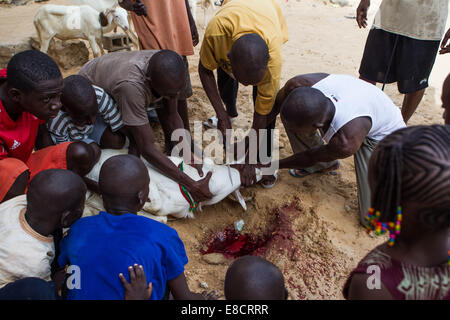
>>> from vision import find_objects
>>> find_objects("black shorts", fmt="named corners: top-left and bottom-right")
top-left (359, 28), bottom-right (440, 94)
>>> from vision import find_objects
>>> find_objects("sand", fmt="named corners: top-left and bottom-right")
top-left (1, 0), bottom-right (449, 300)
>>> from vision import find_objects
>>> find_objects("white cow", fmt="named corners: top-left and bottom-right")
top-left (85, 149), bottom-right (263, 221)
top-left (33, 5), bottom-right (133, 58)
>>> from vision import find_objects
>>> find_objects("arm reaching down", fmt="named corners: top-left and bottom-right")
top-left (126, 124), bottom-right (213, 202)
top-left (198, 61), bottom-right (232, 144)
top-left (279, 117), bottom-right (372, 170)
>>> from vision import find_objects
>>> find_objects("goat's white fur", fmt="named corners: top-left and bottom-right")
top-left (85, 149), bottom-right (263, 221)
top-left (70, 0), bottom-right (139, 49)
top-left (34, 5), bottom-right (134, 58)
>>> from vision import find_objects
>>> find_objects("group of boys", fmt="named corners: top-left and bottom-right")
top-left (0, 51), bottom-right (286, 298)
top-left (0, 48), bottom-right (287, 300)
top-left (0, 0), bottom-right (449, 299)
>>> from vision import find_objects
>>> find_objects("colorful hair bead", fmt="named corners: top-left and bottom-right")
top-left (365, 206), bottom-right (403, 247)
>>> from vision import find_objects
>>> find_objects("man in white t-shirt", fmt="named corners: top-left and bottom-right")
top-left (356, 0), bottom-right (450, 124)
top-left (247, 73), bottom-right (406, 227)
top-left (0, 169), bottom-right (86, 297)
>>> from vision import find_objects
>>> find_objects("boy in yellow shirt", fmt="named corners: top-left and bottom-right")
top-left (198, 0), bottom-right (288, 187)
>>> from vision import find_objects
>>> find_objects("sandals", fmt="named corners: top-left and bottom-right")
top-left (203, 115), bottom-right (236, 129)
top-left (289, 169), bottom-right (312, 178)
top-left (289, 161), bottom-right (340, 179)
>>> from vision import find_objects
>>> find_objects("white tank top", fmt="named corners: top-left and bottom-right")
top-left (312, 74), bottom-right (406, 143)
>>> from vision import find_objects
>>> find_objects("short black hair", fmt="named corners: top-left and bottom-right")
top-left (147, 50), bottom-right (186, 84)
top-left (27, 169), bottom-right (87, 216)
top-left (224, 256), bottom-right (287, 300)
top-left (99, 154), bottom-right (150, 198)
top-left (61, 75), bottom-right (97, 114)
top-left (281, 87), bottom-right (330, 125)
top-left (6, 50), bottom-right (62, 94)
top-left (230, 34), bottom-right (269, 70)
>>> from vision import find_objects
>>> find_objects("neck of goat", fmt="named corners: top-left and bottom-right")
top-left (101, 10), bottom-right (116, 34)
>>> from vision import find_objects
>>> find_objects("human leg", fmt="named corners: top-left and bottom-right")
top-left (217, 67), bottom-right (239, 118)
top-left (177, 56), bottom-right (194, 133)
top-left (396, 37), bottom-right (440, 123)
top-left (177, 99), bottom-right (191, 132)
top-left (354, 137), bottom-right (378, 227)
top-left (358, 28), bottom-right (399, 86)
top-left (401, 89), bottom-right (426, 124)
top-left (155, 106), bottom-right (176, 154)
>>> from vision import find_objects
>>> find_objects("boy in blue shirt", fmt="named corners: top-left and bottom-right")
top-left (58, 154), bottom-right (209, 300)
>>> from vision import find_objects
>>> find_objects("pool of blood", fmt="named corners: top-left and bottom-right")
top-left (200, 202), bottom-right (296, 259)
top-left (200, 227), bottom-right (271, 258)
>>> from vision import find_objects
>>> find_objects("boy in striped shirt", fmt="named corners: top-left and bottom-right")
top-left (44, 75), bottom-right (125, 149)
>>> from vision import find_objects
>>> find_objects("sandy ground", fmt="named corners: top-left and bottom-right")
top-left (1, 0), bottom-right (449, 299)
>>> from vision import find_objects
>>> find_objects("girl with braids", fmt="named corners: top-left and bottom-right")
top-left (343, 125), bottom-right (450, 300)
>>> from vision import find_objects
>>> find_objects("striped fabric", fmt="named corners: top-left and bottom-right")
top-left (93, 85), bottom-right (123, 132)
top-left (47, 85), bottom-right (123, 145)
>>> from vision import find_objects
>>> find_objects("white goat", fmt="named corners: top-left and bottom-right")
top-left (189, 0), bottom-right (217, 29)
top-left (70, 0), bottom-right (139, 48)
top-left (33, 5), bottom-right (133, 58)
top-left (85, 149), bottom-right (264, 221)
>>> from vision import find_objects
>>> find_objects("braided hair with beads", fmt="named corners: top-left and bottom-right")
top-left (366, 125), bottom-right (450, 245)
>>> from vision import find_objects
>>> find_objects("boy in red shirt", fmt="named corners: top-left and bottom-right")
top-left (0, 50), bottom-right (99, 203)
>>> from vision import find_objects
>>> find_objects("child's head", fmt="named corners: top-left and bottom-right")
top-left (146, 50), bottom-right (186, 99)
top-left (224, 255), bottom-right (288, 300)
top-left (99, 155), bottom-right (150, 214)
top-left (61, 75), bottom-right (98, 127)
top-left (368, 125), bottom-right (450, 237)
top-left (442, 73), bottom-right (450, 125)
top-left (228, 34), bottom-right (269, 86)
top-left (26, 169), bottom-right (87, 233)
top-left (5, 50), bottom-right (63, 120)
